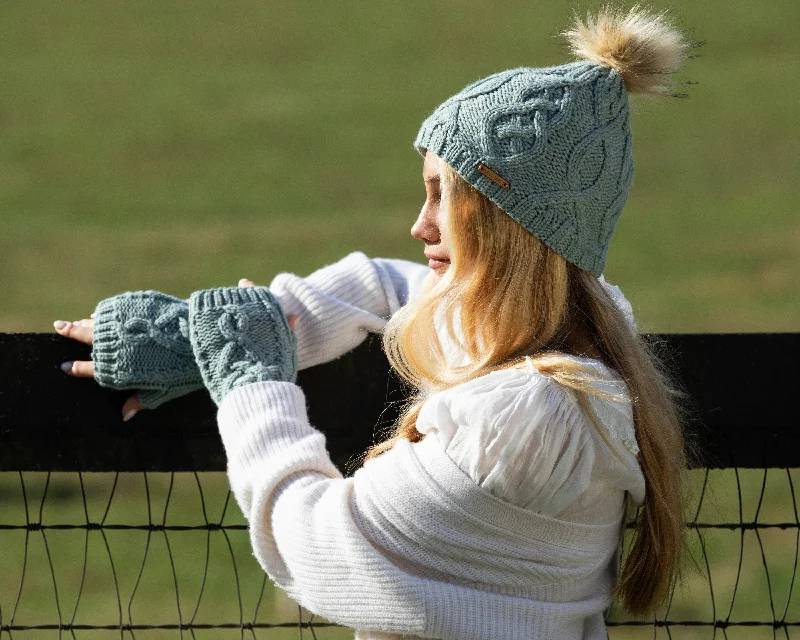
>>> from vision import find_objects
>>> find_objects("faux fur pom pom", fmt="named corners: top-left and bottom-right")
top-left (562, 4), bottom-right (689, 96)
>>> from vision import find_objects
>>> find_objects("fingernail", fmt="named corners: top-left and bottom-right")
top-left (238, 278), bottom-right (249, 286)
top-left (54, 320), bottom-right (67, 330)
top-left (60, 361), bottom-right (73, 372)
top-left (123, 409), bottom-right (138, 422)
top-left (90, 313), bottom-right (96, 319)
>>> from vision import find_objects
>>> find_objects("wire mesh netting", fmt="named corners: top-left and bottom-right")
top-left (0, 467), bottom-right (798, 639)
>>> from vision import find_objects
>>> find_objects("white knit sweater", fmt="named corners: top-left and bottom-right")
top-left (216, 252), bottom-right (645, 640)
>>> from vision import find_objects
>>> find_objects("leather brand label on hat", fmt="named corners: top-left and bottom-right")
top-left (477, 162), bottom-right (510, 189)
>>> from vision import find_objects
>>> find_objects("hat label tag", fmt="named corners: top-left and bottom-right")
top-left (477, 162), bottom-right (510, 189)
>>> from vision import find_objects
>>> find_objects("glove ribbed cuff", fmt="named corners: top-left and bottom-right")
top-left (190, 286), bottom-right (286, 314)
top-left (92, 295), bottom-right (127, 389)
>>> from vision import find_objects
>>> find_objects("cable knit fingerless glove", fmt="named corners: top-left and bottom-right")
top-left (92, 291), bottom-right (204, 409)
top-left (188, 286), bottom-right (298, 406)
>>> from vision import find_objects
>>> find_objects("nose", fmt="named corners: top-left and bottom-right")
top-left (410, 205), bottom-right (439, 244)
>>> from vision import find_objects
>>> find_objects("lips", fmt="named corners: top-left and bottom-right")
top-left (425, 254), bottom-right (450, 270)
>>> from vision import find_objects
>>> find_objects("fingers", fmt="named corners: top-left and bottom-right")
top-left (237, 279), bottom-right (296, 329)
top-left (56, 317), bottom-right (95, 378)
top-left (122, 394), bottom-right (145, 422)
top-left (60, 360), bottom-right (95, 377)
top-left (54, 318), bottom-right (95, 345)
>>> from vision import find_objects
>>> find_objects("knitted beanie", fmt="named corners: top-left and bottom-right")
top-left (413, 7), bottom-right (688, 276)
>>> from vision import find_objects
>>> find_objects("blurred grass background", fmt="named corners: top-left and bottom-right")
top-left (0, 0), bottom-right (798, 638)
top-left (0, 0), bottom-right (797, 332)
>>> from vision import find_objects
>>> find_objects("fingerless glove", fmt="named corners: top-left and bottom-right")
top-left (92, 291), bottom-right (204, 408)
top-left (188, 286), bottom-right (297, 406)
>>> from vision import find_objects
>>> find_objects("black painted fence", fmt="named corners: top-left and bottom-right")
top-left (1, 332), bottom-right (799, 472)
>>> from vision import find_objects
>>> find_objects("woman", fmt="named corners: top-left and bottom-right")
top-left (55, 6), bottom-right (689, 638)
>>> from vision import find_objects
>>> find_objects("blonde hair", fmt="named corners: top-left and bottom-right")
top-left (363, 161), bottom-right (687, 616)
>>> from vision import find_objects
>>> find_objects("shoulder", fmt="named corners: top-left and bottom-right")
top-left (422, 354), bottom-right (626, 414)
top-left (414, 355), bottom-right (644, 515)
top-left (415, 362), bottom-right (581, 445)
top-left (414, 358), bottom-right (616, 516)
top-left (416, 354), bottom-right (636, 455)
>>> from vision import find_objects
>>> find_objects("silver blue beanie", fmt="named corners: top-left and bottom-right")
top-left (413, 7), bottom-right (688, 277)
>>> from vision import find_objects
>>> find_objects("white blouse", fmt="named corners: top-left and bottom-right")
top-left (416, 356), bottom-right (645, 523)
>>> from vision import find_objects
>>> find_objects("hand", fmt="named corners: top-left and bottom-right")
top-left (189, 285), bottom-right (299, 405)
top-left (56, 280), bottom-right (297, 420)
top-left (240, 279), bottom-right (299, 331)
top-left (54, 315), bottom-right (144, 421)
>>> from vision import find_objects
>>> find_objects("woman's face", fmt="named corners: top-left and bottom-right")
top-left (411, 150), bottom-right (451, 278)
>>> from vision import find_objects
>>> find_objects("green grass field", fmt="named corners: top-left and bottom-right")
top-left (1, 0), bottom-right (798, 637)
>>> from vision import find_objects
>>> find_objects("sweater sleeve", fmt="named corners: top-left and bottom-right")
top-left (216, 381), bottom-right (427, 635)
top-left (268, 252), bottom-right (430, 370)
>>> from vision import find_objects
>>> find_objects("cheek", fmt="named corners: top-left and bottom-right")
top-left (438, 214), bottom-right (452, 252)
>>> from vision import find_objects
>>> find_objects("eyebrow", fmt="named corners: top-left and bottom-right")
top-left (423, 176), bottom-right (440, 184)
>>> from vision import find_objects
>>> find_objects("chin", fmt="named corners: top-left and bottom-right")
top-left (430, 268), bottom-right (451, 285)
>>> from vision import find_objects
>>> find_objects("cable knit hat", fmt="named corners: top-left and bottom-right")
top-left (414, 6), bottom-right (688, 276)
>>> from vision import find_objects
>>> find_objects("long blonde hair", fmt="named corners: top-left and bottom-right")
top-left (363, 161), bottom-right (687, 616)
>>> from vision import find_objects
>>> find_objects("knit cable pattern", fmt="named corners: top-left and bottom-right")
top-left (188, 287), bottom-right (297, 405)
top-left (414, 60), bottom-right (633, 277)
top-left (92, 291), bottom-right (204, 409)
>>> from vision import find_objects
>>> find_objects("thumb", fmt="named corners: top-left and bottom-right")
top-left (122, 394), bottom-right (145, 422)
top-left (238, 278), bottom-right (255, 288)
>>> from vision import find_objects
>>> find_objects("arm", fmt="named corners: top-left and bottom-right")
top-left (187, 286), bottom-right (428, 634)
top-left (268, 252), bottom-right (429, 369)
top-left (217, 381), bottom-right (427, 634)
top-left (190, 289), bottom-right (625, 639)
top-left (87, 253), bottom-right (429, 407)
